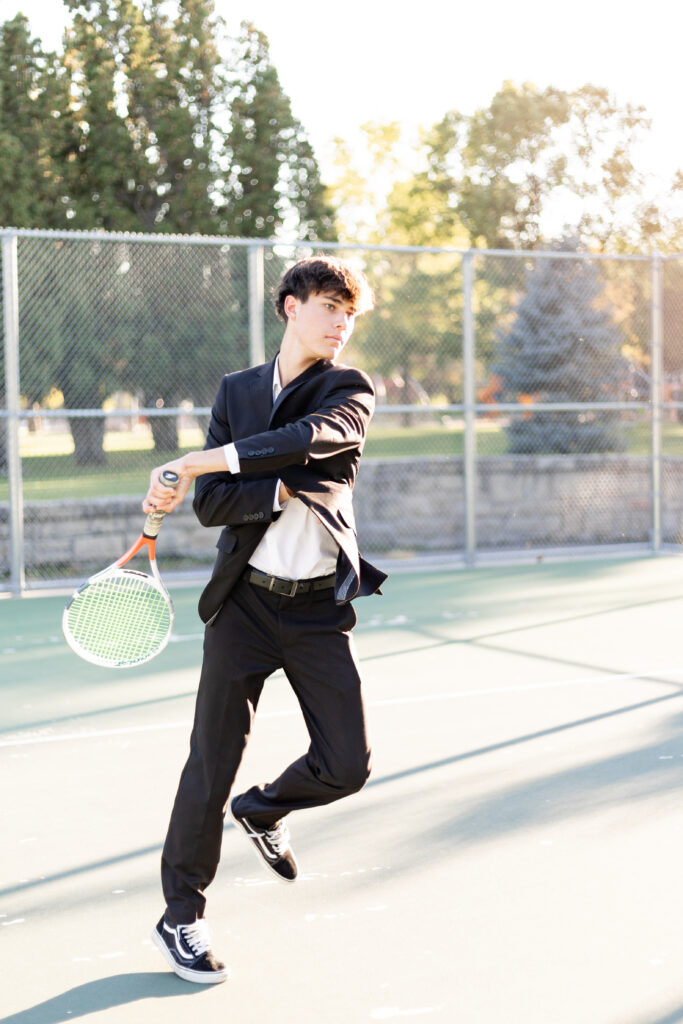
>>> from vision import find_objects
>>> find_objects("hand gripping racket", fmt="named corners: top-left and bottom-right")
top-left (62, 470), bottom-right (179, 668)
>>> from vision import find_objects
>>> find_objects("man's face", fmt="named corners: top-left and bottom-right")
top-left (284, 291), bottom-right (357, 364)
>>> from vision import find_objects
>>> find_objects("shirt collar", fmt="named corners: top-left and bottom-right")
top-left (273, 357), bottom-right (282, 400)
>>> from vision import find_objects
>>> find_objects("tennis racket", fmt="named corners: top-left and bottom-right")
top-left (62, 470), bottom-right (179, 668)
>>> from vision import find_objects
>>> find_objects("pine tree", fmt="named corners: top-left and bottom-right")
top-left (220, 22), bottom-right (335, 240)
top-left (496, 237), bottom-right (628, 453)
top-left (0, 15), bottom-right (71, 228)
top-left (61, 0), bottom-right (223, 232)
top-left (61, 6), bottom-right (141, 231)
top-left (1, 4), bottom-right (334, 466)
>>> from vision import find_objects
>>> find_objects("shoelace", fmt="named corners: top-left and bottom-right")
top-left (179, 919), bottom-right (210, 956)
top-left (263, 820), bottom-right (290, 856)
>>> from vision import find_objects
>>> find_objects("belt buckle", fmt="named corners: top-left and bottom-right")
top-left (285, 579), bottom-right (299, 597)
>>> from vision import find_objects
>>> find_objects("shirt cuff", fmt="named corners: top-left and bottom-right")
top-left (223, 443), bottom-right (240, 473)
top-left (273, 479), bottom-right (287, 511)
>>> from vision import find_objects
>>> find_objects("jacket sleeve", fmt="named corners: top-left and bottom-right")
top-left (233, 370), bottom-right (375, 476)
top-left (192, 379), bottom-right (282, 529)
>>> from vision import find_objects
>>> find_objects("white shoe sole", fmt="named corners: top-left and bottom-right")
top-left (151, 926), bottom-right (229, 984)
top-left (230, 808), bottom-right (298, 884)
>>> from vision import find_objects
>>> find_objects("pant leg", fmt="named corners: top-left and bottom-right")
top-left (233, 590), bottom-right (371, 827)
top-left (162, 579), bottom-right (282, 924)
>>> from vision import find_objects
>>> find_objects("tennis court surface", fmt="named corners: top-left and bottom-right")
top-left (3, 555), bottom-right (683, 1024)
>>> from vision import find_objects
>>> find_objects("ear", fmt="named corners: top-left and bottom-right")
top-left (284, 295), bottom-right (298, 320)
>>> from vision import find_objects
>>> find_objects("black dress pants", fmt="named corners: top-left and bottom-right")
top-left (161, 576), bottom-right (372, 924)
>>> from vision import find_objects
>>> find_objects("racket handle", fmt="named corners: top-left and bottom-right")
top-left (143, 470), bottom-right (180, 538)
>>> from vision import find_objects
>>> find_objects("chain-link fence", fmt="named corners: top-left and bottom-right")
top-left (1, 228), bottom-right (681, 592)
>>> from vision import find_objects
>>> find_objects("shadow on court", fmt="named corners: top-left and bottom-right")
top-left (419, 707), bottom-right (683, 852)
top-left (634, 1007), bottom-right (683, 1024)
top-left (0, 973), bottom-right (207, 1024)
top-left (6, 689), bottom-right (683, 908)
top-left (294, 703), bottom-right (683, 884)
top-left (370, 690), bottom-right (683, 792)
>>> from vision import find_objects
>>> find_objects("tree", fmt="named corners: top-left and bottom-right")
top-left (322, 122), bottom-right (466, 409)
top-left (2, 4), bottom-right (333, 242)
top-left (495, 236), bottom-right (628, 453)
top-left (326, 121), bottom-right (408, 245)
top-left (424, 82), bottom-right (651, 252)
top-left (456, 83), bottom-right (570, 249)
top-left (352, 250), bottom-right (463, 415)
top-left (1, 3), bottom-right (333, 464)
top-left (219, 22), bottom-right (335, 241)
top-left (331, 83), bottom-right (655, 254)
top-left (0, 15), bottom-right (72, 229)
top-left (60, 0), bottom-right (223, 232)
top-left (117, 241), bottom-right (251, 452)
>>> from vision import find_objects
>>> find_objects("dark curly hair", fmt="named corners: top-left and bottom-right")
top-left (274, 256), bottom-right (374, 322)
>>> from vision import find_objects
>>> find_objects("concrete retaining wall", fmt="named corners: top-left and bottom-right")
top-left (2, 454), bottom-right (682, 581)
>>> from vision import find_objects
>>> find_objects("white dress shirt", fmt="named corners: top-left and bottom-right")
top-left (222, 360), bottom-right (339, 580)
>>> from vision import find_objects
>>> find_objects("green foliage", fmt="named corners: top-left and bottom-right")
top-left (17, 234), bottom-right (252, 461)
top-left (328, 83), bottom-right (677, 254)
top-left (0, 15), bottom-right (72, 229)
top-left (221, 23), bottom-right (335, 241)
top-left (351, 250), bottom-right (464, 407)
top-left (1, 2), bottom-right (332, 463)
top-left (0, 3), bottom-right (329, 239)
top-left (430, 82), bottom-right (653, 251)
top-left (496, 237), bottom-right (629, 453)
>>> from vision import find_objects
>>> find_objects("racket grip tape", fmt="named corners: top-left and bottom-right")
top-left (143, 469), bottom-right (180, 538)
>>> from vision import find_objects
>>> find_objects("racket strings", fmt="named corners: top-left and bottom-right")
top-left (64, 571), bottom-right (173, 667)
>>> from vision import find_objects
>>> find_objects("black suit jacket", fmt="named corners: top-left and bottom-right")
top-left (194, 356), bottom-right (387, 624)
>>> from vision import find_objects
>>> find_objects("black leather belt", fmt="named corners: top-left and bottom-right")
top-left (243, 567), bottom-right (336, 597)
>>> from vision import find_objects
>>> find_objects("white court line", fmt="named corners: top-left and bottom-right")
top-left (1, 666), bottom-right (682, 749)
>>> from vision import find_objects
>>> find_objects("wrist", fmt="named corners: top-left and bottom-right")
top-left (182, 448), bottom-right (231, 478)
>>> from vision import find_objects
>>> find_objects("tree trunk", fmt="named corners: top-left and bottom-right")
top-left (69, 417), bottom-right (106, 466)
top-left (150, 415), bottom-right (179, 454)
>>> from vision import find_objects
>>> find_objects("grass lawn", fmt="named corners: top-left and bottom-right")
top-left (2, 419), bottom-right (682, 503)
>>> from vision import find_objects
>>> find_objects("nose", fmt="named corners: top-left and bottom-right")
top-left (335, 311), bottom-right (353, 330)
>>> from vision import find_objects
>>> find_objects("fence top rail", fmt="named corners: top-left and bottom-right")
top-left (0, 226), bottom-right (668, 261)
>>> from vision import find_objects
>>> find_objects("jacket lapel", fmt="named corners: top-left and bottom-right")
top-left (269, 359), bottom-right (329, 426)
top-left (250, 356), bottom-right (278, 427)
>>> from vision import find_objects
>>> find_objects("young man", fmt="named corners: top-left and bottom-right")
top-left (144, 255), bottom-right (386, 984)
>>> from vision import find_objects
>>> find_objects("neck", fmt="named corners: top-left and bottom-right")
top-left (277, 335), bottom-right (318, 388)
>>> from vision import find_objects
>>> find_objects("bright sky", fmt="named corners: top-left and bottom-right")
top-left (9, 0), bottom-right (683, 201)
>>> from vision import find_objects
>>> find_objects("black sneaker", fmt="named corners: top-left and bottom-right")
top-left (230, 798), bottom-right (298, 883)
top-left (151, 915), bottom-right (229, 984)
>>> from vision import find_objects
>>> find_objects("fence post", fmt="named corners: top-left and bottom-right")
top-left (462, 251), bottom-right (476, 564)
top-left (2, 230), bottom-right (25, 593)
top-left (650, 251), bottom-right (663, 552)
top-left (248, 244), bottom-right (265, 367)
